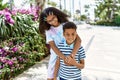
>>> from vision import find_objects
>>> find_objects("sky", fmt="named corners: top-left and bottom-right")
top-left (46, 0), bottom-right (95, 20)
top-left (3, 0), bottom-right (94, 12)
top-left (49, 0), bottom-right (95, 14)
top-left (3, 0), bottom-right (30, 9)
top-left (3, 0), bottom-right (95, 20)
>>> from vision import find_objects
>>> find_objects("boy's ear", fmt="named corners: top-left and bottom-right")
top-left (75, 32), bottom-right (77, 34)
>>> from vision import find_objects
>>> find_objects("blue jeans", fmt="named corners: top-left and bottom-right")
top-left (59, 77), bottom-right (81, 80)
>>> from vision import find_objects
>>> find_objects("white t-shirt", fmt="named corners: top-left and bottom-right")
top-left (45, 24), bottom-right (65, 64)
top-left (45, 24), bottom-right (64, 45)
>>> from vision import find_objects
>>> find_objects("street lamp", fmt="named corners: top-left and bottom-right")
top-left (64, 0), bottom-right (66, 10)
top-left (59, 0), bottom-right (62, 10)
top-left (9, 0), bottom-right (14, 10)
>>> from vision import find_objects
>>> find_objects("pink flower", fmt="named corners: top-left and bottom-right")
top-left (8, 41), bottom-right (13, 46)
top-left (7, 60), bottom-right (14, 66)
top-left (18, 9), bottom-right (30, 14)
top-left (11, 46), bottom-right (18, 52)
top-left (11, 10), bottom-right (17, 15)
top-left (5, 12), bottom-right (11, 17)
top-left (0, 11), bottom-right (3, 15)
top-left (18, 56), bottom-right (24, 62)
top-left (11, 57), bottom-right (17, 61)
top-left (0, 48), bottom-right (5, 53)
top-left (5, 12), bottom-right (15, 24)
top-left (0, 57), bottom-right (7, 63)
top-left (9, 18), bottom-right (15, 24)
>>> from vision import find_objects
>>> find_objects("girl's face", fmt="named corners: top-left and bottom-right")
top-left (63, 28), bottom-right (77, 45)
top-left (46, 15), bottom-right (59, 27)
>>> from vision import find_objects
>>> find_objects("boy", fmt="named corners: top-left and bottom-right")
top-left (54, 22), bottom-right (86, 80)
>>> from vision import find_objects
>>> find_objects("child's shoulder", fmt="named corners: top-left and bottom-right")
top-left (45, 26), bottom-right (55, 34)
top-left (57, 42), bottom-right (64, 46)
top-left (79, 46), bottom-right (85, 51)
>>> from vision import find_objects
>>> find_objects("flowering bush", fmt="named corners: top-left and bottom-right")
top-left (0, 39), bottom-right (27, 79)
top-left (0, 6), bottom-right (49, 79)
top-left (0, 33), bottom-right (48, 79)
top-left (0, 7), bottom-right (40, 42)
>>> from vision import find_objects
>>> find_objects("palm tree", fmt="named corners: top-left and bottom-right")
top-left (84, 5), bottom-right (90, 17)
top-left (8, 0), bottom-right (14, 10)
top-left (0, 0), bottom-right (8, 10)
top-left (35, 0), bottom-right (46, 11)
top-left (47, 0), bottom-right (57, 7)
top-left (95, 0), bottom-right (119, 21)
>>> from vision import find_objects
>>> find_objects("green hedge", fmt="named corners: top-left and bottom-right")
top-left (0, 31), bottom-right (49, 80)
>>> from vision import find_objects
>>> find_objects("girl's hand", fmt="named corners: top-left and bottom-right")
top-left (64, 56), bottom-right (75, 66)
top-left (70, 54), bottom-right (75, 58)
top-left (66, 56), bottom-right (77, 66)
top-left (64, 56), bottom-right (72, 66)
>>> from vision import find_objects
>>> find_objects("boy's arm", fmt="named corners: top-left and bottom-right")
top-left (49, 41), bottom-right (66, 60)
top-left (71, 34), bottom-right (81, 58)
top-left (54, 57), bottom-right (60, 79)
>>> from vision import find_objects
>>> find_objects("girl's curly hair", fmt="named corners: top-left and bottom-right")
top-left (39, 7), bottom-right (69, 35)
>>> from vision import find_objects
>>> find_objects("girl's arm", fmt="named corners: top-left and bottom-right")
top-left (54, 57), bottom-right (60, 79)
top-left (71, 34), bottom-right (81, 57)
top-left (74, 59), bottom-right (85, 69)
top-left (67, 57), bottom-right (85, 69)
top-left (49, 41), bottom-right (66, 60)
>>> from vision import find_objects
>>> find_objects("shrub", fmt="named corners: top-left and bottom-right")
top-left (114, 15), bottom-right (120, 26)
top-left (0, 7), bottom-right (49, 79)
top-left (0, 8), bottom-right (39, 42)
top-left (0, 32), bottom-right (48, 79)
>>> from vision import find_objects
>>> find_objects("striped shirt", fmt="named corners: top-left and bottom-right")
top-left (57, 41), bottom-right (86, 80)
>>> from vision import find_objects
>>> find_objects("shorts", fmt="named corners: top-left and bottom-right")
top-left (47, 49), bottom-right (57, 78)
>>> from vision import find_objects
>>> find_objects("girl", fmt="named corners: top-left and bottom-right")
top-left (39, 7), bottom-right (81, 80)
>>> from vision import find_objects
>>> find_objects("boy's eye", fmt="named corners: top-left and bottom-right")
top-left (72, 33), bottom-right (75, 36)
top-left (65, 33), bottom-right (75, 36)
top-left (66, 34), bottom-right (69, 36)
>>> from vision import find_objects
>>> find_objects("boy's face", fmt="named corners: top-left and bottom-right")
top-left (63, 28), bottom-right (77, 45)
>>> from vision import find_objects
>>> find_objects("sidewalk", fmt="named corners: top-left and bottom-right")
top-left (79, 25), bottom-right (120, 80)
top-left (14, 24), bottom-right (120, 80)
top-left (14, 56), bottom-right (49, 80)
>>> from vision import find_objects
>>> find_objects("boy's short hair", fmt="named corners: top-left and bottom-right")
top-left (63, 22), bottom-right (77, 32)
